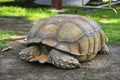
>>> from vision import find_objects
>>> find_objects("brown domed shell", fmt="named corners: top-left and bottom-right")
top-left (27, 14), bottom-right (105, 56)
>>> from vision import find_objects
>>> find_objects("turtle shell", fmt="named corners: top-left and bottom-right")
top-left (27, 14), bottom-right (106, 56)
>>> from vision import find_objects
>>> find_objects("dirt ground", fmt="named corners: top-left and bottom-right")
top-left (0, 18), bottom-right (120, 80)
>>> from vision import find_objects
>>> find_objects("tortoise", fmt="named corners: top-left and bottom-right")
top-left (19, 14), bottom-right (109, 69)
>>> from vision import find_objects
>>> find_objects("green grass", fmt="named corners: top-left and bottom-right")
top-left (0, 30), bottom-right (24, 48)
top-left (0, 6), bottom-right (57, 20)
top-left (0, 1), bottom-right (120, 48)
top-left (102, 24), bottom-right (120, 44)
top-left (0, 0), bottom-right (13, 2)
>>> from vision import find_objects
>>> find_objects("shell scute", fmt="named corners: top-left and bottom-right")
top-left (42, 39), bottom-right (57, 47)
top-left (56, 22), bottom-right (83, 42)
top-left (70, 43), bottom-right (80, 55)
top-left (56, 43), bottom-right (70, 53)
top-left (38, 24), bottom-right (59, 39)
top-left (79, 36), bottom-right (89, 55)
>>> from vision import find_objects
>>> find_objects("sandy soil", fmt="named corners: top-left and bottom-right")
top-left (0, 18), bottom-right (120, 80)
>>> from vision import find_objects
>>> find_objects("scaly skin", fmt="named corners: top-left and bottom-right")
top-left (19, 46), bottom-right (41, 62)
top-left (48, 49), bottom-right (81, 69)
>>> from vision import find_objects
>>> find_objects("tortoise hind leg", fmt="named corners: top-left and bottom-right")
top-left (48, 49), bottom-right (80, 69)
top-left (99, 44), bottom-right (109, 54)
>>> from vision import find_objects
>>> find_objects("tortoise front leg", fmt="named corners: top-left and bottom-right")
top-left (48, 49), bottom-right (81, 69)
top-left (19, 46), bottom-right (41, 62)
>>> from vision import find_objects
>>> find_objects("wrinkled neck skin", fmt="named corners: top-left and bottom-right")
top-left (40, 44), bottom-right (52, 55)
top-left (34, 44), bottom-right (52, 63)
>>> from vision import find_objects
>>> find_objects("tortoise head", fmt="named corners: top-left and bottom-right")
top-left (35, 45), bottom-right (52, 63)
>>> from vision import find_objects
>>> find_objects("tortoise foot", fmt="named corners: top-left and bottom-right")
top-left (48, 49), bottom-right (81, 69)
